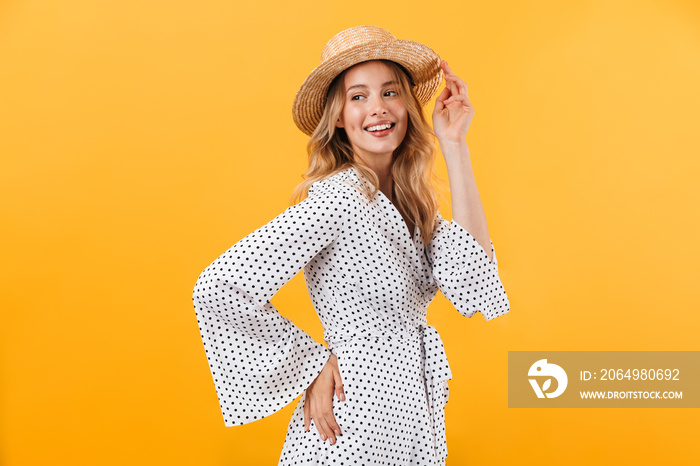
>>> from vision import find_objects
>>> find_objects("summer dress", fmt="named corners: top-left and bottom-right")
top-left (192, 165), bottom-right (510, 465)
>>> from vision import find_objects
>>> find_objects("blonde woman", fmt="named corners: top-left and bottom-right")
top-left (192, 25), bottom-right (510, 465)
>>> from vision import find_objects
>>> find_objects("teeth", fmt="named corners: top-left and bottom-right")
top-left (365, 123), bottom-right (393, 132)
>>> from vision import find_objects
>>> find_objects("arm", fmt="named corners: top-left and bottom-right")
top-left (441, 141), bottom-right (494, 263)
top-left (192, 179), bottom-right (346, 426)
top-left (429, 60), bottom-right (509, 320)
top-left (433, 60), bottom-right (493, 262)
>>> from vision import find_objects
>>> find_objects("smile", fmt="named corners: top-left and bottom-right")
top-left (364, 122), bottom-right (395, 137)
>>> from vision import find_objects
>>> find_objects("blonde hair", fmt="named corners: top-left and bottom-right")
top-left (290, 59), bottom-right (448, 245)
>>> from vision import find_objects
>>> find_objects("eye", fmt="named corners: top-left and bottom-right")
top-left (351, 94), bottom-right (365, 101)
top-left (384, 90), bottom-right (398, 97)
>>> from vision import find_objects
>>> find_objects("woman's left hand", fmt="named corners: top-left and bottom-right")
top-left (432, 60), bottom-right (474, 145)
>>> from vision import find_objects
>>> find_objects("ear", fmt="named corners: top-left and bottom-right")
top-left (335, 117), bottom-right (344, 129)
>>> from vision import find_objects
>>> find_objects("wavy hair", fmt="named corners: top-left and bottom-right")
top-left (290, 59), bottom-right (448, 245)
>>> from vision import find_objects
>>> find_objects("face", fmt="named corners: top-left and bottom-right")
top-left (336, 61), bottom-right (408, 163)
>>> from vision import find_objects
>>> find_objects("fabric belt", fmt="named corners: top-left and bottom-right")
top-left (325, 324), bottom-right (453, 463)
top-left (419, 324), bottom-right (453, 462)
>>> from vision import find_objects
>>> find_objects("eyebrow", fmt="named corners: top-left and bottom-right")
top-left (346, 81), bottom-right (399, 93)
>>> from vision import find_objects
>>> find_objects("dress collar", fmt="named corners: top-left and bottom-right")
top-left (341, 165), bottom-right (428, 290)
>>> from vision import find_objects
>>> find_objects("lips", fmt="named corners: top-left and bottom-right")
top-left (364, 121), bottom-right (396, 137)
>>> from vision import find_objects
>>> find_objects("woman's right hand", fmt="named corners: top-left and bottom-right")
top-left (304, 353), bottom-right (345, 444)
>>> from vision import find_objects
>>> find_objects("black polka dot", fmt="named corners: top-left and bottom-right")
top-left (192, 166), bottom-right (510, 465)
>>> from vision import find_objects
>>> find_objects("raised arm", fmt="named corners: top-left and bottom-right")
top-left (432, 60), bottom-right (493, 260)
top-left (429, 60), bottom-right (509, 320)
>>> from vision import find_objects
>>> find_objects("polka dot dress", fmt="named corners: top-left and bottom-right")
top-left (192, 166), bottom-right (510, 465)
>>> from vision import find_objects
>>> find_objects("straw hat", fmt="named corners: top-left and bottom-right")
top-left (292, 26), bottom-right (443, 136)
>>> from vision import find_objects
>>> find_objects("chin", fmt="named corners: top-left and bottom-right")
top-left (362, 146), bottom-right (400, 157)
top-left (363, 138), bottom-right (403, 152)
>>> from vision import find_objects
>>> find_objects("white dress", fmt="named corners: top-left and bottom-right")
top-left (192, 166), bottom-right (510, 465)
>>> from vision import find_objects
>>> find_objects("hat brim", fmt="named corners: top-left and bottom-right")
top-left (292, 39), bottom-right (443, 137)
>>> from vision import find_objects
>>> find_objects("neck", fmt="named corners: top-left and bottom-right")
top-left (354, 151), bottom-right (394, 201)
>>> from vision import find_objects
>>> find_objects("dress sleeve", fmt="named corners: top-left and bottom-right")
top-left (191, 180), bottom-right (345, 426)
top-left (425, 211), bottom-right (510, 321)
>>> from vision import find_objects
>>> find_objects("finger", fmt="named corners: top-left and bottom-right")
top-left (446, 78), bottom-right (459, 100)
top-left (435, 86), bottom-right (450, 102)
top-left (444, 94), bottom-right (471, 107)
top-left (327, 413), bottom-right (342, 438)
top-left (335, 384), bottom-right (346, 402)
top-left (441, 60), bottom-right (455, 77)
top-left (446, 75), bottom-right (469, 97)
top-left (322, 410), bottom-right (342, 443)
top-left (311, 393), bottom-right (335, 442)
top-left (323, 386), bottom-right (342, 435)
top-left (442, 60), bottom-right (467, 97)
top-left (433, 87), bottom-right (450, 113)
top-left (316, 415), bottom-right (335, 444)
top-left (444, 63), bottom-right (461, 91)
top-left (443, 93), bottom-right (463, 104)
top-left (443, 95), bottom-right (459, 105)
top-left (334, 370), bottom-right (346, 402)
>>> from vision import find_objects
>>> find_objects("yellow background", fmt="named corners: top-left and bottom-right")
top-left (2, 0), bottom-right (698, 464)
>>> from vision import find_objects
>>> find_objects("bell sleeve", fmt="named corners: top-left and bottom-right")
top-left (426, 211), bottom-right (510, 321)
top-left (191, 179), bottom-right (346, 426)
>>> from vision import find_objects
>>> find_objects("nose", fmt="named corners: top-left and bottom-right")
top-left (369, 94), bottom-right (388, 116)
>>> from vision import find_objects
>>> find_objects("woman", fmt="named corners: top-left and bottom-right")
top-left (192, 26), bottom-right (510, 465)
